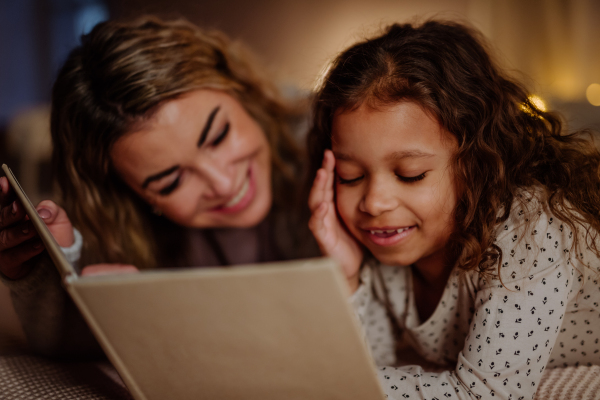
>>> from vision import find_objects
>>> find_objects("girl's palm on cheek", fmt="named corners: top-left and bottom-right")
top-left (308, 150), bottom-right (363, 292)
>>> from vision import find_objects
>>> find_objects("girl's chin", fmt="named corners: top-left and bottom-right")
top-left (368, 249), bottom-right (415, 267)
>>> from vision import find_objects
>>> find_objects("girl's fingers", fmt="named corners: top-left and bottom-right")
top-left (308, 202), bottom-right (333, 253)
top-left (309, 202), bottom-right (328, 231)
top-left (308, 168), bottom-right (327, 211)
top-left (323, 150), bottom-right (336, 203)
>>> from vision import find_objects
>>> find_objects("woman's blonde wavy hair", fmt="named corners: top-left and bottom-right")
top-left (308, 20), bottom-right (600, 276)
top-left (51, 16), bottom-right (305, 269)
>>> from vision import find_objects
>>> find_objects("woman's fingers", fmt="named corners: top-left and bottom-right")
top-left (0, 238), bottom-right (44, 279)
top-left (36, 201), bottom-right (75, 248)
top-left (81, 264), bottom-right (139, 277)
top-left (0, 220), bottom-right (38, 251)
top-left (0, 177), bottom-right (16, 208)
top-left (0, 200), bottom-right (27, 232)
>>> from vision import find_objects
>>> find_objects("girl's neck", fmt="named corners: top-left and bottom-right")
top-left (411, 252), bottom-right (455, 323)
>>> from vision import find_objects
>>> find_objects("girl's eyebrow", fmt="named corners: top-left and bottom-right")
top-left (333, 149), bottom-right (434, 161)
top-left (142, 165), bottom-right (180, 189)
top-left (387, 150), bottom-right (435, 160)
top-left (197, 106), bottom-right (220, 147)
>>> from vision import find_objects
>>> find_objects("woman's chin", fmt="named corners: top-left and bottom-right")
top-left (175, 191), bottom-right (272, 229)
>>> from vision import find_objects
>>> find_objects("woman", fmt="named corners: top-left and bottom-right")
top-left (0, 16), bottom-right (316, 357)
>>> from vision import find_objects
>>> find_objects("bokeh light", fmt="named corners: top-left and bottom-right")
top-left (528, 95), bottom-right (547, 112)
top-left (586, 83), bottom-right (600, 106)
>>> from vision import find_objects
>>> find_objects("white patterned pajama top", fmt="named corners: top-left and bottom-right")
top-left (351, 194), bottom-right (600, 400)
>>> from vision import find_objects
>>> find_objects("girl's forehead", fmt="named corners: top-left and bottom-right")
top-left (333, 101), bottom-right (442, 136)
top-left (331, 101), bottom-right (457, 160)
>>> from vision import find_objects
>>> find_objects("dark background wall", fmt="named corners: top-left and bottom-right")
top-left (1, 0), bottom-right (599, 165)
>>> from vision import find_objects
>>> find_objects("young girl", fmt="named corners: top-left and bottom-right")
top-left (308, 20), bottom-right (600, 399)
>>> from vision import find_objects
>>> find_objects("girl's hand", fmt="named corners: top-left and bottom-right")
top-left (308, 150), bottom-right (363, 293)
top-left (0, 176), bottom-right (75, 279)
top-left (81, 264), bottom-right (139, 277)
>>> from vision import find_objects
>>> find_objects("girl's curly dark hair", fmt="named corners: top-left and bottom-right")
top-left (308, 20), bottom-right (600, 275)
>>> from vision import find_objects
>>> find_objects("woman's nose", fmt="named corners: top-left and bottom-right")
top-left (197, 160), bottom-right (234, 199)
top-left (359, 178), bottom-right (399, 216)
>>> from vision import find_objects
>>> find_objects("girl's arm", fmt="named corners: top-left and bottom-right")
top-left (308, 150), bottom-right (364, 292)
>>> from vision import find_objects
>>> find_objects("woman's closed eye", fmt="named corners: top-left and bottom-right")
top-left (158, 175), bottom-right (181, 196)
top-left (211, 123), bottom-right (230, 146)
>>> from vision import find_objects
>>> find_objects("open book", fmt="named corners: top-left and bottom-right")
top-left (2, 164), bottom-right (384, 400)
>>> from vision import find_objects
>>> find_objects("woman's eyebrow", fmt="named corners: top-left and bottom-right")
top-left (142, 165), bottom-right (180, 189)
top-left (197, 106), bottom-right (220, 147)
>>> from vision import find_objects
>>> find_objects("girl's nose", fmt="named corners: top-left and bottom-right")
top-left (359, 178), bottom-right (399, 216)
top-left (197, 160), bottom-right (234, 199)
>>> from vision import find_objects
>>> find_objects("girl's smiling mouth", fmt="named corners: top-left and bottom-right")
top-left (362, 225), bottom-right (416, 246)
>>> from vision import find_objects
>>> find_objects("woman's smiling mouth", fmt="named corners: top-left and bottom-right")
top-left (224, 174), bottom-right (250, 208)
top-left (212, 166), bottom-right (256, 214)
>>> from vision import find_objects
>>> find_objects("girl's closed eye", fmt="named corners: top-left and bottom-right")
top-left (397, 172), bottom-right (426, 183)
top-left (338, 175), bottom-right (363, 185)
top-left (211, 122), bottom-right (230, 146)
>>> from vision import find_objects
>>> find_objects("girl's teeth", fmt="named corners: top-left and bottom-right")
top-left (369, 227), bottom-right (408, 235)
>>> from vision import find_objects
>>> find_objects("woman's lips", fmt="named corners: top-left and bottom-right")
top-left (362, 226), bottom-right (415, 246)
top-left (211, 166), bottom-right (256, 214)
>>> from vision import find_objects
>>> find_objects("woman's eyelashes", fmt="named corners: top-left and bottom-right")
top-left (158, 175), bottom-right (181, 196)
top-left (211, 123), bottom-right (230, 146)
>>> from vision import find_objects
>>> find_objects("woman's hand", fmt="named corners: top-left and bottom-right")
top-left (308, 150), bottom-right (363, 293)
top-left (81, 264), bottom-right (139, 277)
top-left (0, 176), bottom-right (75, 279)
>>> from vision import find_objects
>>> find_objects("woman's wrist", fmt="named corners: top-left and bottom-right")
top-left (60, 227), bottom-right (82, 267)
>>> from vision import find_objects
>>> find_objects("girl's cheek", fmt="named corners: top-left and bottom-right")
top-left (335, 190), bottom-right (355, 224)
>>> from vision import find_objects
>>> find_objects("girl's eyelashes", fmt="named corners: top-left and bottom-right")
top-left (211, 123), bottom-right (230, 146)
top-left (338, 172), bottom-right (426, 185)
top-left (338, 175), bottom-right (363, 185)
top-left (397, 172), bottom-right (426, 182)
top-left (158, 175), bottom-right (180, 196)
